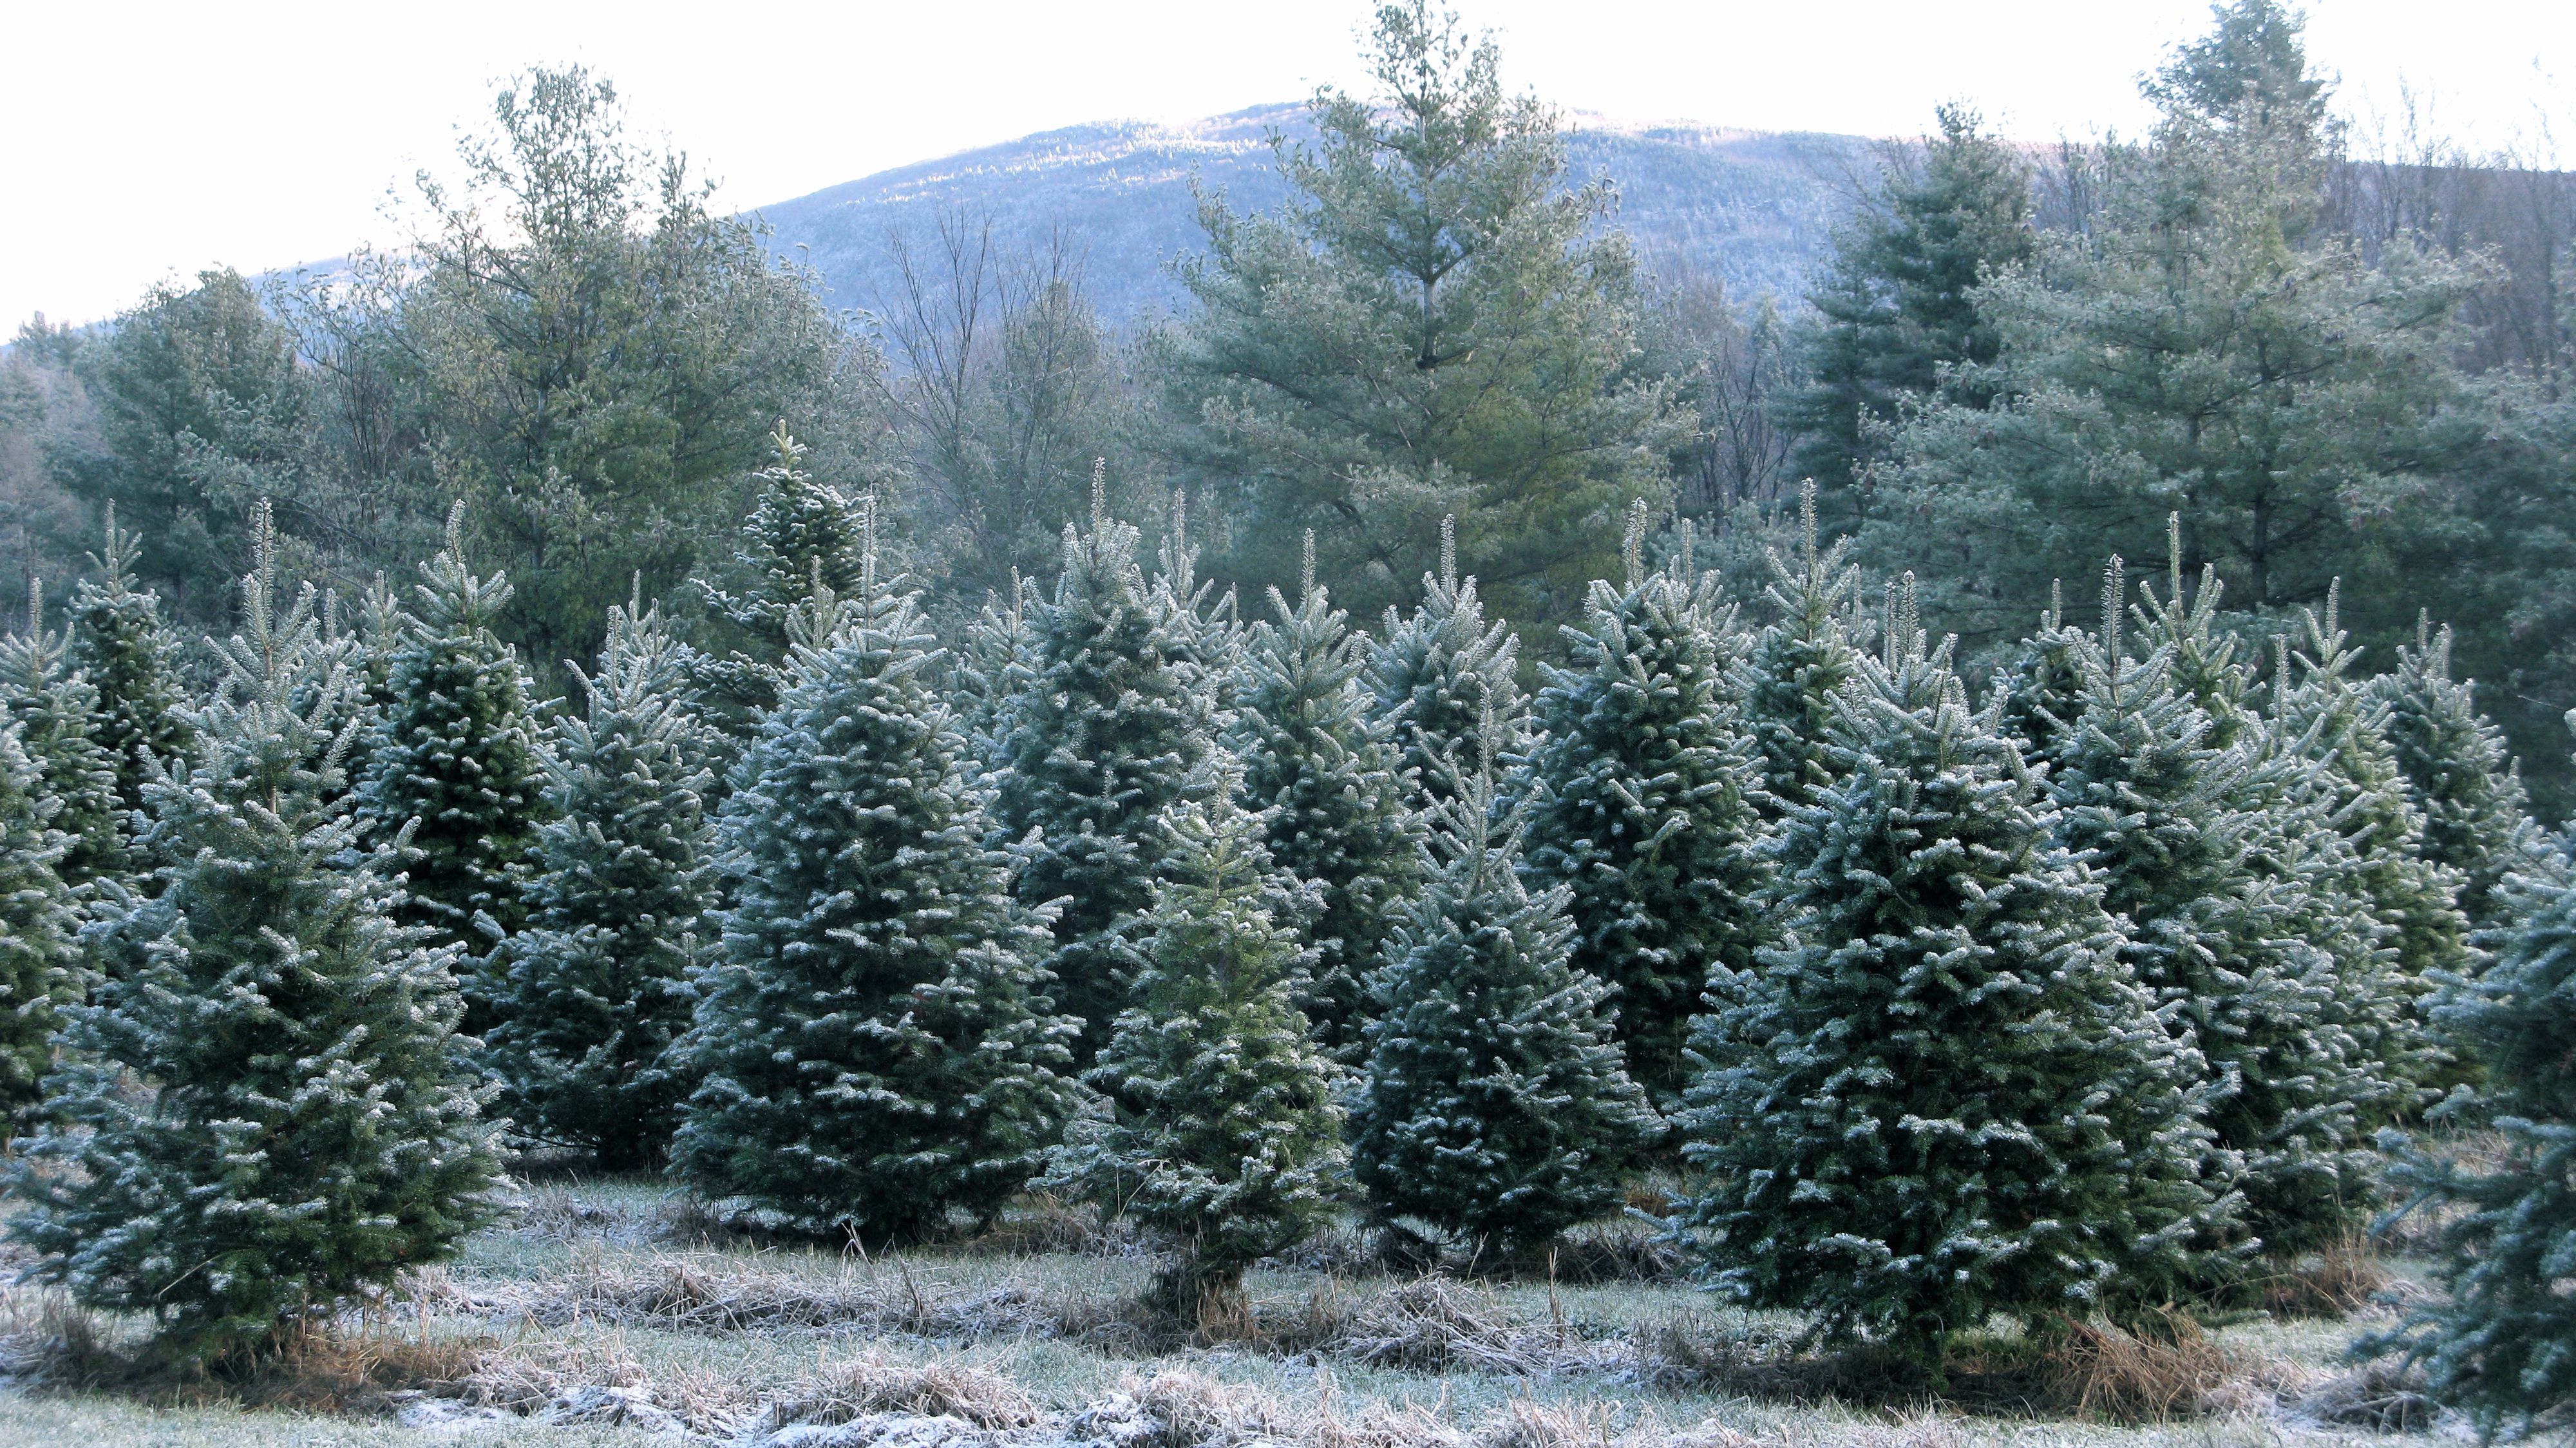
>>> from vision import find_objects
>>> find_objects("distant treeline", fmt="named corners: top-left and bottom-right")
top-left (3, 0), bottom-right (2571, 812)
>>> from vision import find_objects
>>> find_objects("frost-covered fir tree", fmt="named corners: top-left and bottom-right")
top-left (1740, 484), bottom-right (1868, 823)
top-left (2367, 830), bottom-right (2576, 1436)
top-left (956, 567), bottom-right (1041, 776)
top-left (1354, 738), bottom-right (1655, 1252)
top-left (1675, 595), bottom-right (2227, 1362)
top-left (2367, 617), bottom-right (2543, 933)
top-left (5, 504), bottom-right (501, 1362)
top-left (674, 522), bottom-right (1081, 1237)
top-left (1, 580), bottom-right (124, 891)
top-left (1369, 517), bottom-right (1528, 813)
top-left (484, 600), bottom-right (722, 1168)
top-left (1520, 510), bottom-right (1772, 1098)
top-left (994, 477), bottom-right (1225, 1061)
top-left (64, 506), bottom-right (196, 824)
top-left (2046, 560), bottom-right (2399, 1254)
top-left (354, 506), bottom-right (548, 963)
top-left (1041, 782), bottom-right (1345, 1322)
top-left (694, 424), bottom-right (877, 723)
top-left (2280, 589), bottom-right (2471, 1080)
top-left (1989, 581), bottom-right (2091, 762)
top-left (1235, 532), bottom-right (1419, 1054)
top-left (0, 722), bottom-right (80, 1116)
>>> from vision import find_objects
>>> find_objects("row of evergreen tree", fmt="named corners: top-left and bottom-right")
top-left (0, 454), bottom-right (2567, 1426)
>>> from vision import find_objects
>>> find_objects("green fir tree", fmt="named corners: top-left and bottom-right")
top-left (1520, 508), bottom-right (1773, 1098)
top-left (0, 721), bottom-right (80, 1116)
top-left (1041, 781), bottom-right (1345, 1323)
top-left (694, 424), bottom-right (878, 723)
top-left (62, 506), bottom-right (196, 832)
top-left (2367, 617), bottom-right (2543, 934)
top-left (1235, 531), bottom-right (1421, 1055)
top-left (2366, 814), bottom-right (2576, 1436)
top-left (674, 522), bottom-right (1081, 1237)
top-left (484, 600), bottom-right (722, 1168)
top-left (1, 579), bottom-right (124, 891)
top-left (5, 503), bottom-right (502, 1363)
top-left (354, 506), bottom-right (548, 965)
top-left (993, 478), bottom-right (1225, 1063)
top-left (1739, 484), bottom-right (1869, 824)
top-left (1368, 517), bottom-right (1528, 814)
top-left (1676, 598), bottom-right (2227, 1363)
top-left (1354, 739), bottom-right (1655, 1253)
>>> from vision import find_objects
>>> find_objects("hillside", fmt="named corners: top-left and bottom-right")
top-left (748, 103), bottom-right (1865, 324)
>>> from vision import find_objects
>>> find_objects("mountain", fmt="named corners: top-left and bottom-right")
top-left (746, 104), bottom-right (1866, 326)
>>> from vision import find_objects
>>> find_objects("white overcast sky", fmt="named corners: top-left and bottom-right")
top-left (6, 0), bottom-right (2571, 330)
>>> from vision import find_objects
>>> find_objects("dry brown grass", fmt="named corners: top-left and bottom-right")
top-left (756, 1348), bottom-right (1041, 1433)
top-left (2255, 1236), bottom-right (2394, 1320)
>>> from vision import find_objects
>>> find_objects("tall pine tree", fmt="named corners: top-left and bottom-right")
top-left (674, 524), bottom-right (1081, 1237)
top-left (5, 503), bottom-right (502, 1362)
top-left (1354, 739), bottom-right (1654, 1253)
top-left (1676, 603), bottom-right (2227, 1362)
top-left (1520, 510), bottom-right (1773, 1098)
top-left (484, 600), bottom-right (722, 1168)
top-left (1041, 781), bottom-right (1345, 1322)
top-left (1235, 532), bottom-right (1420, 1055)
top-left (993, 478), bottom-right (1225, 1062)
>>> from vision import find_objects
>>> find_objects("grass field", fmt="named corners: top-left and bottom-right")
top-left (0, 1177), bottom-right (2447, 1448)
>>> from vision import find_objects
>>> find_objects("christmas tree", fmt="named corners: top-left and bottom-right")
top-left (1, 580), bottom-right (124, 891)
top-left (1368, 517), bottom-right (1528, 813)
top-left (5, 502), bottom-right (502, 1362)
top-left (0, 721), bottom-right (80, 1116)
top-left (2049, 560), bottom-right (2400, 1254)
top-left (1675, 595), bottom-right (2226, 1364)
top-left (1353, 737), bottom-right (1655, 1253)
top-left (483, 598), bottom-right (723, 1168)
top-left (956, 567), bottom-right (1041, 777)
top-left (353, 505), bottom-right (549, 966)
top-left (674, 519), bottom-right (1082, 1237)
top-left (1740, 484), bottom-right (1868, 823)
top-left (2367, 616), bottom-right (2543, 933)
top-left (694, 424), bottom-right (878, 723)
top-left (64, 504), bottom-right (196, 828)
top-left (993, 475), bottom-right (1225, 1062)
top-left (1989, 580), bottom-right (2091, 762)
top-left (2366, 805), bottom-right (2576, 1436)
top-left (1520, 509), bottom-right (1772, 1098)
top-left (1041, 781), bottom-right (1345, 1323)
top-left (1235, 532), bottom-right (1420, 1055)
top-left (2280, 587), bottom-right (2472, 1081)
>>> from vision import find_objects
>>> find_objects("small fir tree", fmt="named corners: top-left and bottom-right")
top-left (2367, 616), bottom-right (2543, 933)
top-left (957, 567), bottom-right (1041, 776)
top-left (1, 580), bottom-right (124, 891)
top-left (1041, 782), bottom-right (1345, 1322)
top-left (1235, 532), bottom-right (1421, 1055)
top-left (483, 600), bottom-right (722, 1168)
top-left (1740, 484), bottom-right (1869, 823)
top-left (1520, 510), bottom-right (1773, 1098)
top-left (1368, 517), bottom-right (1528, 813)
top-left (0, 721), bottom-right (80, 1116)
top-left (994, 477), bottom-right (1226, 1062)
top-left (2046, 560), bottom-right (2400, 1254)
top-left (694, 424), bottom-right (878, 723)
top-left (2280, 589), bottom-right (2472, 1079)
top-left (64, 506), bottom-right (198, 826)
top-left (674, 522), bottom-right (1081, 1237)
top-left (1675, 600), bottom-right (2228, 1363)
top-left (1354, 738), bottom-right (1656, 1253)
top-left (5, 503), bottom-right (502, 1362)
top-left (1988, 581), bottom-right (2090, 762)
top-left (2365, 833), bottom-right (2576, 1437)
top-left (354, 506), bottom-right (549, 964)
